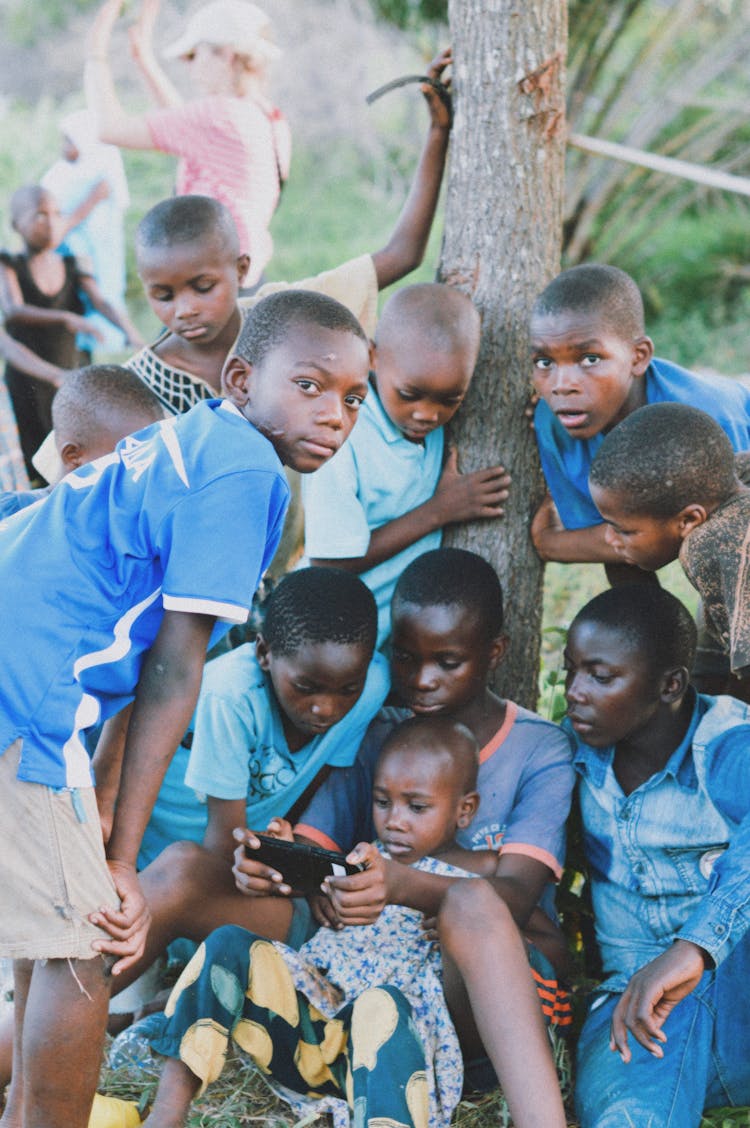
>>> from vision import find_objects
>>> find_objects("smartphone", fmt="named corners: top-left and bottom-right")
top-left (244, 833), bottom-right (366, 896)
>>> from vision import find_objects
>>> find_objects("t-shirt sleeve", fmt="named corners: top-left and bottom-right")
top-left (500, 724), bottom-right (575, 880)
top-left (302, 442), bottom-right (370, 560)
top-left (247, 254), bottom-right (379, 339)
top-left (156, 469), bottom-right (288, 622)
top-left (184, 681), bottom-right (259, 800)
top-left (146, 102), bottom-right (210, 159)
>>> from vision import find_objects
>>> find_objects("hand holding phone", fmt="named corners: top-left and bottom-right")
top-left (244, 834), bottom-right (366, 898)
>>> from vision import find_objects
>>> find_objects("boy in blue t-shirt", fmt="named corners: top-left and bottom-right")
top-left (529, 263), bottom-right (750, 570)
top-left (0, 288), bottom-right (370, 1128)
top-left (303, 284), bottom-right (511, 644)
top-left (564, 585), bottom-right (750, 1127)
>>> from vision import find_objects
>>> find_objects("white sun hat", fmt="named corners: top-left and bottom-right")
top-left (163, 0), bottom-right (281, 62)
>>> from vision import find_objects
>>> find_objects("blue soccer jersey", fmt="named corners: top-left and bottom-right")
top-left (0, 399), bottom-right (289, 790)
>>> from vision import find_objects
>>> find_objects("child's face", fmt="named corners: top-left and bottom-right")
top-left (590, 484), bottom-right (685, 571)
top-left (391, 601), bottom-right (502, 714)
top-left (530, 310), bottom-right (653, 440)
top-left (224, 324), bottom-right (370, 472)
top-left (372, 344), bottom-right (472, 443)
top-left (13, 191), bottom-right (61, 252)
top-left (257, 638), bottom-right (372, 742)
top-left (564, 619), bottom-right (662, 747)
top-left (372, 746), bottom-right (470, 864)
top-left (137, 236), bottom-right (247, 346)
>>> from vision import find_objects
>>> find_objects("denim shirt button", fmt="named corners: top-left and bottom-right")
top-left (714, 924), bottom-right (726, 936)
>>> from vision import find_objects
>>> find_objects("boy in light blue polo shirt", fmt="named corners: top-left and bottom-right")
top-left (303, 283), bottom-right (511, 645)
top-left (138, 568), bottom-right (389, 867)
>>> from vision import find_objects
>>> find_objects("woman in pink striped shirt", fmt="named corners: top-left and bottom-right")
top-left (85, 0), bottom-right (291, 288)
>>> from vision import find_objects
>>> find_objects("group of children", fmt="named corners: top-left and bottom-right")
top-left (1, 32), bottom-right (750, 1128)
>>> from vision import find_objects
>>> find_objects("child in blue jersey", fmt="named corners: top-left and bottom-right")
top-left (565, 585), bottom-right (750, 1127)
top-left (303, 284), bottom-right (511, 645)
top-left (0, 288), bottom-right (370, 1128)
top-left (529, 263), bottom-right (750, 571)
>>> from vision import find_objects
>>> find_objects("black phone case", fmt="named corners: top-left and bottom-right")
top-left (246, 833), bottom-right (365, 895)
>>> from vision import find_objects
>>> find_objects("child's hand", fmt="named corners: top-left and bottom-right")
top-left (231, 827), bottom-right (292, 896)
top-left (87, 0), bottom-right (125, 57)
top-left (322, 842), bottom-right (387, 926)
top-left (89, 861), bottom-right (151, 975)
top-left (63, 312), bottom-right (104, 341)
top-left (264, 816), bottom-right (294, 843)
top-left (609, 941), bottom-right (706, 1062)
top-left (525, 388), bottom-right (540, 430)
top-left (421, 47), bottom-right (452, 130)
top-left (308, 890), bottom-right (343, 930)
top-left (530, 492), bottom-right (563, 557)
top-left (434, 446), bottom-right (510, 523)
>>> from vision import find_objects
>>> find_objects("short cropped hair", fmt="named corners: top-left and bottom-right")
top-left (52, 365), bottom-right (163, 443)
top-left (136, 195), bottom-right (240, 257)
top-left (570, 585), bottom-right (697, 675)
top-left (393, 547), bottom-right (504, 638)
top-left (589, 403), bottom-right (737, 516)
top-left (376, 283), bottom-right (481, 364)
top-left (10, 184), bottom-right (50, 223)
top-left (379, 715), bottom-right (479, 793)
top-left (533, 264), bottom-right (645, 341)
top-left (262, 567), bottom-right (377, 656)
top-left (235, 289), bottom-right (367, 367)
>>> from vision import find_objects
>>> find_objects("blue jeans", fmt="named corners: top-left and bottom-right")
top-left (575, 935), bottom-right (750, 1128)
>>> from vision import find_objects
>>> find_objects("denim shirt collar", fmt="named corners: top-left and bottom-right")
top-left (570, 691), bottom-right (708, 793)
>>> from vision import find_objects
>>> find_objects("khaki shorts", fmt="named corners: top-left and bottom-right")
top-left (0, 740), bottom-right (120, 961)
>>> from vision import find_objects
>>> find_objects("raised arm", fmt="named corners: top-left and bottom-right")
top-left (85, 0), bottom-right (155, 150)
top-left (371, 48), bottom-right (452, 290)
top-left (128, 0), bottom-right (183, 109)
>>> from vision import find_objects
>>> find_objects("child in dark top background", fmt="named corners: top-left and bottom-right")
top-left (0, 184), bottom-right (141, 476)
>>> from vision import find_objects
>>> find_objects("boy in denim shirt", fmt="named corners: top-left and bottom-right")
top-left (565, 585), bottom-right (750, 1127)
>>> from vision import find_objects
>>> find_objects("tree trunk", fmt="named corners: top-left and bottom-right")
top-left (439, 0), bottom-right (567, 708)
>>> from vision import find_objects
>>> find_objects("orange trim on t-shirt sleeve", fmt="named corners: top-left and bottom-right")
top-left (499, 841), bottom-right (563, 882)
top-left (292, 824), bottom-right (342, 853)
top-left (478, 700), bottom-right (518, 764)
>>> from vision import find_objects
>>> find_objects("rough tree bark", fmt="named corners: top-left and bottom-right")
top-left (440, 0), bottom-right (568, 708)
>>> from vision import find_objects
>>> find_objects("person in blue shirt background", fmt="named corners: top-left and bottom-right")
top-left (564, 584), bottom-right (750, 1128)
top-left (0, 288), bottom-right (370, 1128)
top-left (529, 263), bottom-right (750, 573)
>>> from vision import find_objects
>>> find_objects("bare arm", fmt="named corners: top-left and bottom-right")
top-left (371, 48), bottom-right (452, 290)
top-left (531, 492), bottom-right (623, 564)
top-left (128, 0), bottom-right (183, 109)
top-left (79, 274), bottom-right (144, 346)
top-left (312, 447), bottom-right (510, 574)
top-left (325, 847), bottom-right (552, 930)
top-left (0, 263), bottom-right (92, 342)
top-left (85, 0), bottom-right (156, 149)
top-left (58, 180), bottom-right (111, 239)
top-left (91, 703), bottom-right (133, 843)
top-left (0, 327), bottom-right (65, 387)
top-left (203, 795), bottom-right (248, 860)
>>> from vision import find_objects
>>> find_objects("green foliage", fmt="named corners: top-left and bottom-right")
top-left (3, 0), bottom-right (99, 45)
top-left (371, 0), bottom-right (447, 31)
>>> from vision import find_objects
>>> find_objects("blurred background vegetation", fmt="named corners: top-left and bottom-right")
top-left (1, 0), bottom-right (750, 375)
